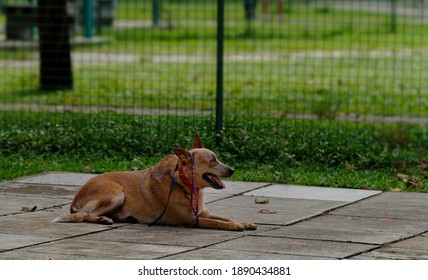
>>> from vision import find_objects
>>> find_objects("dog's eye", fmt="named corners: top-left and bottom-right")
top-left (210, 158), bottom-right (216, 162)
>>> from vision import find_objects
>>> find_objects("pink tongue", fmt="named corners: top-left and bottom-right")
top-left (211, 175), bottom-right (225, 188)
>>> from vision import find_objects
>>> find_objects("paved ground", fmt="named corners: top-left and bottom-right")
top-left (0, 172), bottom-right (427, 260)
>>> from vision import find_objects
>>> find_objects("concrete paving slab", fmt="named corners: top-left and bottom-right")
top-left (210, 236), bottom-right (376, 259)
top-left (13, 172), bottom-right (96, 186)
top-left (0, 184), bottom-right (77, 197)
top-left (0, 194), bottom-right (70, 216)
top-left (203, 181), bottom-right (270, 203)
top-left (203, 192), bottom-right (231, 203)
top-left (350, 233), bottom-right (428, 259)
top-left (205, 205), bottom-right (312, 225)
top-left (1, 171), bottom-right (426, 260)
top-left (257, 214), bottom-right (428, 244)
top-left (358, 235), bottom-right (428, 260)
top-left (0, 233), bottom-right (52, 251)
top-left (205, 181), bottom-right (270, 196)
top-left (81, 224), bottom-right (278, 247)
top-left (331, 192), bottom-right (428, 221)
top-left (351, 247), bottom-right (428, 260)
top-left (207, 196), bottom-right (346, 225)
top-left (0, 250), bottom-right (95, 260)
top-left (390, 235), bottom-right (428, 251)
top-left (0, 239), bottom-right (194, 260)
top-left (0, 210), bottom-right (123, 238)
top-left (163, 248), bottom-right (334, 260)
top-left (246, 184), bottom-right (381, 202)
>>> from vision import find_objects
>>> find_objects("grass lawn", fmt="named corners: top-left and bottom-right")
top-left (1, 1), bottom-right (428, 191)
top-left (0, 112), bottom-right (427, 192)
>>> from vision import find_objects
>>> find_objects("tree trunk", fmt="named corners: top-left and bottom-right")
top-left (38, 0), bottom-right (73, 90)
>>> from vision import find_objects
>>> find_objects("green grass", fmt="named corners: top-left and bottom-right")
top-left (0, 112), bottom-right (427, 192)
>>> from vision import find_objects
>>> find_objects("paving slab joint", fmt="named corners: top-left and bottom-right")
top-left (0, 202), bottom-right (71, 218)
top-left (0, 222), bottom-right (131, 254)
top-left (342, 230), bottom-right (428, 259)
top-left (238, 183), bottom-right (273, 195)
top-left (323, 190), bottom-right (385, 215)
top-left (205, 183), bottom-right (273, 205)
top-left (156, 234), bottom-right (250, 260)
top-left (341, 244), bottom-right (383, 260)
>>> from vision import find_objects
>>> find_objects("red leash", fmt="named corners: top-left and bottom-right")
top-left (149, 151), bottom-right (199, 227)
top-left (178, 151), bottom-right (199, 218)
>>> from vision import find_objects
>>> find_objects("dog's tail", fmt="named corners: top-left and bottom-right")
top-left (51, 214), bottom-right (76, 223)
top-left (52, 212), bottom-right (88, 223)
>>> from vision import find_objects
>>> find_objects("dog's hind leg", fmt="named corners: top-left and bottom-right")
top-left (53, 181), bottom-right (125, 224)
top-left (53, 211), bottom-right (113, 224)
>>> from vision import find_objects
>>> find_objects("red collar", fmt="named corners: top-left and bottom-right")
top-left (177, 155), bottom-right (199, 217)
top-left (178, 166), bottom-right (192, 190)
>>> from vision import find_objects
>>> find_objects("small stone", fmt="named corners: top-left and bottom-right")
top-left (255, 198), bottom-right (270, 204)
top-left (21, 205), bottom-right (37, 212)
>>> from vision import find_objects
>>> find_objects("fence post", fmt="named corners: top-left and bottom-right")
top-left (390, 0), bottom-right (397, 33)
top-left (152, 0), bottom-right (161, 27)
top-left (216, 0), bottom-right (225, 145)
top-left (28, 0), bottom-right (36, 39)
top-left (84, 0), bottom-right (94, 38)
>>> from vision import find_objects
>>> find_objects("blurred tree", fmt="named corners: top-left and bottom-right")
top-left (38, 0), bottom-right (73, 90)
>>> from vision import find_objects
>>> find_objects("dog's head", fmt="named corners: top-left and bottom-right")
top-left (174, 134), bottom-right (234, 189)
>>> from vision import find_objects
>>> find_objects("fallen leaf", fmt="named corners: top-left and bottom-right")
top-left (261, 165), bottom-right (273, 172)
top-left (345, 162), bottom-right (357, 170)
top-left (390, 188), bottom-right (402, 192)
top-left (418, 161), bottom-right (428, 171)
top-left (406, 180), bottom-right (417, 188)
top-left (255, 198), bottom-right (270, 204)
top-left (396, 173), bottom-right (409, 180)
top-left (405, 176), bottom-right (422, 189)
top-left (21, 205), bottom-right (37, 212)
top-left (258, 209), bottom-right (277, 214)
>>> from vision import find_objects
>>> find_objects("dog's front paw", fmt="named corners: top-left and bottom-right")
top-left (100, 216), bottom-right (114, 225)
top-left (242, 222), bottom-right (257, 230)
top-left (229, 223), bottom-right (245, 231)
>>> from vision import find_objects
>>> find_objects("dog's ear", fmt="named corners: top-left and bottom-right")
top-left (190, 133), bottom-right (203, 150)
top-left (173, 148), bottom-right (192, 166)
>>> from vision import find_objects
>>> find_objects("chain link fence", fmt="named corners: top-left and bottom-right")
top-left (1, 0), bottom-right (428, 157)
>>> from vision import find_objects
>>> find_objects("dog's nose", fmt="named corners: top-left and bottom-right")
top-left (228, 168), bottom-right (235, 176)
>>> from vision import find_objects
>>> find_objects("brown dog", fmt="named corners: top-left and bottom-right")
top-left (53, 134), bottom-right (257, 231)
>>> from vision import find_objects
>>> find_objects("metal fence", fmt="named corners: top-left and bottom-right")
top-left (1, 0), bottom-right (428, 148)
